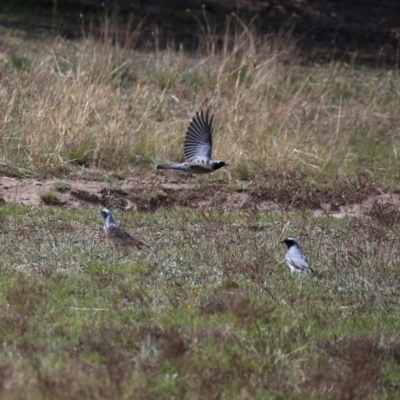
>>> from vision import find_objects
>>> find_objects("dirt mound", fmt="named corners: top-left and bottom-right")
top-left (0, 174), bottom-right (281, 212)
top-left (1, 174), bottom-right (396, 217)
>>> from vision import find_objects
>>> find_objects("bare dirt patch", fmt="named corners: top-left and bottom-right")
top-left (0, 173), bottom-right (396, 217)
top-left (0, 174), bottom-right (281, 212)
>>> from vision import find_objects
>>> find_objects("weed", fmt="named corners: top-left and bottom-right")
top-left (54, 182), bottom-right (71, 193)
top-left (38, 190), bottom-right (64, 206)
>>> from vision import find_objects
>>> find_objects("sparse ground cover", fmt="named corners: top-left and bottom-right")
top-left (1, 11), bottom-right (400, 399)
top-left (1, 203), bottom-right (400, 398)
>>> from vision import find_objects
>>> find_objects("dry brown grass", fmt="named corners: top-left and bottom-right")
top-left (1, 18), bottom-right (400, 185)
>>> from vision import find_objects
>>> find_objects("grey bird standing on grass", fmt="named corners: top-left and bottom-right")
top-left (280, 238), bottom-right (314, 274)
top-left (100, 208), bottom-right (148, 248)
top-left (155, 109), bottom-right (229, 174)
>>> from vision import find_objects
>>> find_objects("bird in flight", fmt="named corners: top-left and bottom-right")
top-left (155, 109), bottom-right (229, 174)
top-left (280, 238), bottom-right (314, 274)
top-left (100, 208), bottom-right (148, 248)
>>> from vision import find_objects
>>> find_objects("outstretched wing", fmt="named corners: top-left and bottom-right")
top-left (184, 110), bottom-right (213, 162)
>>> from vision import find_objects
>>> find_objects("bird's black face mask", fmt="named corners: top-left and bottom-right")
top-left (214, 161), bottom-right (229, 171)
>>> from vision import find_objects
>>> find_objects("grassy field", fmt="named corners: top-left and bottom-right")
top-left (1, 15), bottom-right (400, 399)
top-left (1, 204), bottom-right (400, 398)
top-left (1, 17), bottom-right (400, 185)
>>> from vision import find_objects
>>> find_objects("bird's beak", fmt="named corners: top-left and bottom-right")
top-left (279, 240), bottom-right (285, 243)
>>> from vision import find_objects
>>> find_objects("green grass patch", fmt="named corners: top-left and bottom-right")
top-left (38, 189), bottom-right (63, 206)
top-left (0, 204), bottom-right (400, 397)
top-left (53, 181), bottom-right (71, 193)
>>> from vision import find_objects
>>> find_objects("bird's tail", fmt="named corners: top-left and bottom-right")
top-left (155, 164), bottom-right (184, 170)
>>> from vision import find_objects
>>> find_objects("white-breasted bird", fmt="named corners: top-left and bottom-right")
top-left (280, 238), bottom-right (314, 274)
top-left (155, 109), bottom-right (229, 174)
top-left (100, 208), bottom-right (148, 248)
